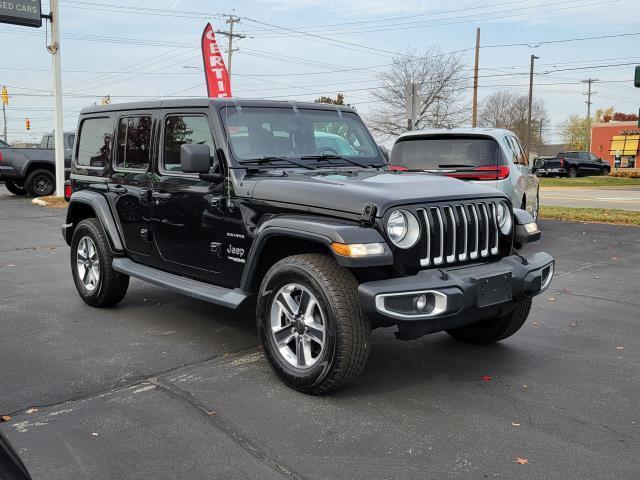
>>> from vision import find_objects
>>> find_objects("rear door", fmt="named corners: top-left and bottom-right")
top-left (106, 112), bottom-right (155, 258)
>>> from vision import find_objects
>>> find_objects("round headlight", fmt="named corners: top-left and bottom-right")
top-left (386, 210), bottom-right (420, 249)
top-left (496, 201), bottom-right (512, 234)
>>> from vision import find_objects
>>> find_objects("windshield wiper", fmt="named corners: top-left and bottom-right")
top-left (239, 156), bottom-right (316, 170)
top-left (300, 154), bottom-right (373, 169)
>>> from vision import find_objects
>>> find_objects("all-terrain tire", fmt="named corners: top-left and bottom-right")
top-left (446, 298), bottom-right (532, 345)
top-left (25, 169), bottom-right (55, 197)
top-left (4, 180), bottom-right (27, 195)
top-left (71, 218), bottom-right (129, 307)
top-left (257, 253), bottom-right (370, 394)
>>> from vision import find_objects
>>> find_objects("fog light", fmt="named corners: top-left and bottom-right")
top-left (414, 294), bottom-right (428, 311)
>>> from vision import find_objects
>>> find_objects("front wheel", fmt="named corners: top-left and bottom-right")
top-left (71, 218), bottom-right (130, 307)
top-left (4, 180), bottom-right (27, 196)
top-left (257, 254), bottom-right (370, 394)
top-left (446, 298), bottom-right (532, 345)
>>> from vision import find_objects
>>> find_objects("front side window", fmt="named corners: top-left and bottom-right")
top-left (76, 117), bottom-right (113, 168)
top-left (116, 116), bottom-right (152, 170)
top-left (163, 115), bottom-right (215, 173)
top-left (221, 107), bottom-right (383, 167)
top-left (510, 136), bottom-right (528, 166)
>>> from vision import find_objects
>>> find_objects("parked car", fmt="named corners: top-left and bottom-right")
top-left (389, 128), bottom-right (540, 219)
top-left (535, 151), bottom-right (610, 177)
top-left (0, 132), bottom-right (75, 196)
top-left (62, 99), bottom-right (553, 394)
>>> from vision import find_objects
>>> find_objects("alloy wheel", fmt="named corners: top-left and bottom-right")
top-left (269, 283), bottom-right (326, 369)
top-left (76, 236), bottom-right (100, 291)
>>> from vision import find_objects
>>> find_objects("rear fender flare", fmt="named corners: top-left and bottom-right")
top-left (64, 190), bottom-right (124, 252)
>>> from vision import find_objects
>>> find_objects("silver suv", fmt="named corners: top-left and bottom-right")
top-left (389, 128), bottom-right (539, 219)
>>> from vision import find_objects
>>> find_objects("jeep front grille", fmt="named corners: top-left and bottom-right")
top-left (416, 202), bottom-right (500, 267)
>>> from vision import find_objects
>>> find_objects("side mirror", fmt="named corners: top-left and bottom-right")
top-left (181, 144), bottom-right (211, 173)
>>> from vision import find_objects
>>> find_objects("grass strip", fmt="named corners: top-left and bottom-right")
top-left (540, 206), bottom-right (640, 226)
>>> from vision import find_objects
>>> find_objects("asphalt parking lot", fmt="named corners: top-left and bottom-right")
top-left (1, 185), bottom-right (639, 480)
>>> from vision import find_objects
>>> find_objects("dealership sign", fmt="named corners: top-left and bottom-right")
top-left (0, 0), bottom-right (42, 28)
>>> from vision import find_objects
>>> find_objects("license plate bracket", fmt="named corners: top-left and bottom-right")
top-left (474, 272), bottom-right (512, 307)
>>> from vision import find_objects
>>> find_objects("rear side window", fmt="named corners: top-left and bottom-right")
top-left (76, 117), bottom-right (113, 168)
top-left (116, 116), bottom-right (152, 170)
top-left (162, 115), bottom-right (214, 173)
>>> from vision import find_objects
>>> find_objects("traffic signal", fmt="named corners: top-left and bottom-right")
top-left (1, 86), bottom-right (8, 106)
top-left (25, 118), bottom-right (30, 131)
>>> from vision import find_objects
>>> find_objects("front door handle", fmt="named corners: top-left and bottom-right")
top-left (108, 184), bottom-right (127, 194)
top-left (151, 191), bottom-right (172, 199)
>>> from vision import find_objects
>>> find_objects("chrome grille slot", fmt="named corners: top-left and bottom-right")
top-left (415, 201), bottom-right (502, 269)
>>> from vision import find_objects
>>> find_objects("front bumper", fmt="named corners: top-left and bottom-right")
top-left (358, 252), bottom-right (554, 339)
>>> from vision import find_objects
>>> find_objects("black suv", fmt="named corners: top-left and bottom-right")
top-left (62, 99), bottom-right (554, 394)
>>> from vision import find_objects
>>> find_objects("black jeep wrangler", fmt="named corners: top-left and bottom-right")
top-left (62, 99), bottom-right (554, 394)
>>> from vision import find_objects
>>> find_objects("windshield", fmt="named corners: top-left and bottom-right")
top-left (220, 106), bottom-right (383, 166)
top-left (391, 137), bottom-right (501, 170)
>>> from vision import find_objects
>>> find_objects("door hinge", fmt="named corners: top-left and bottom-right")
top-left (359, 202), bottom-right (377, 226)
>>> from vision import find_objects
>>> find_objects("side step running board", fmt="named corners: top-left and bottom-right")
top-left (112, 258), bottom-right (248, 309)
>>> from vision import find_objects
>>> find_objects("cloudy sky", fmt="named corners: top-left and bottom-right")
top-left (1, 0), bottom-right (639, 144)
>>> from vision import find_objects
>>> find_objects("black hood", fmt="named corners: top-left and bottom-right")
top-left (248, 170), bottom-right (507, 216)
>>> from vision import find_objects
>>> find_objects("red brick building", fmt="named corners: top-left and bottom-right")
top-left (591, 121), bottom-right (639, 168)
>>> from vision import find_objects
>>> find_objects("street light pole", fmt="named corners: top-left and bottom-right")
top-left (49, 0), bottom-right (65, 196)
top-left (526, 54), bottom-right (539, 160)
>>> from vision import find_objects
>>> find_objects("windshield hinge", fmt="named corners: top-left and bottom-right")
top-left (359, 203), bottom-right (377, 226)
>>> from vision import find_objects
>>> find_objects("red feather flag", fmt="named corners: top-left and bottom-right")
top-left (201, 23), bottom-right (232, 98)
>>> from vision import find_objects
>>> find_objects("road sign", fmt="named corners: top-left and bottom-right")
top-left (0, 0), bottom-right (42, 28)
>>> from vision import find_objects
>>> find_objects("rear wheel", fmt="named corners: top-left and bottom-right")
top-left (4, 180), bottom-right (27, 196)
top-left (568, 167), bottom-right (578, 178)
top-left (257, 253), bottom-right (370, 394)
top-left (447, 298), bottom-right (532, 345)
top-left (25, 169), bottom-right (55, 197)
top-left (71, 218), bottom-right (129, 307)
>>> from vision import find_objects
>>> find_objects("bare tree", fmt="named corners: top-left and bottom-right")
top-left (367, 49), bottom-right (468, 138)
top-left (478, 90), bottom-right (548, 146)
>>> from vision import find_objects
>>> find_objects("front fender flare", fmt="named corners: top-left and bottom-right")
top-left (240, 215), bottom-right (393, 291)
top-left (63, 190), bottom-right (124, 252)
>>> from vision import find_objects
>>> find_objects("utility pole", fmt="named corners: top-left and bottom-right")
top-left (471, 27), bottom-right (481, 127)
top-left (1, 86), bottom-right (8, 143)
top-left (406, 82), bottom-right (420, 131)
top-left (582, 78), bottom-right (598, 151)
top-left (49, 0), bottom-right (65, 196)
top-left (526, 54), bottom-right (539, 160)
top-left (215, 15), bottom-right (246, 80)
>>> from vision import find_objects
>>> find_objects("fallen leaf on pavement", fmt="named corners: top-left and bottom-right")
top-left (562, 288), bottom-right (572, 293)
top-left (481, 375), bottom-right (492, 382)
top-left (25, 408), bottom-right (38, 414)
top-left (515, 457), bottom-right (528, 465)
top-left (206, 411), bottom-right (216, 416)
top-left (570, 322), bottom-right (578, 327)
top-left (616, 346), bottom-right (624, 350)
top-left (594, 275), bottom-right (600, 279)
top-left (532, 322), bottom-right (539, 326)
top-left (523, 384), bottom-right (528, 389)
top-left (512, 422), bottom-right (520, 427)
top-left (0, 415), bottom-right (11, 422)
top-left (611, 256), bottom-right (619, 261)
top-left (91, 432), bottom-right (98, 436)
top-left (548, 297), bottom-right (555, 301)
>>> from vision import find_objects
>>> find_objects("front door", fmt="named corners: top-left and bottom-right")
top-left (150, 111), bottom-right (236, 285)
top-left (106, 113), bottom-right (155, 257)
